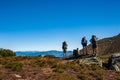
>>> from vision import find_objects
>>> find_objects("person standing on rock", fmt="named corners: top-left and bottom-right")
top-left (81, 36), bottom-right (88, 55)
top-left (62, 41), bottom-right (68, 58)
top-left (90, 35), bottom-right (98, 57)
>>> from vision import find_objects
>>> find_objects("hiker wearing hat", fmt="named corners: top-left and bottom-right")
top-left (62, 41), bottom-right (68, 58)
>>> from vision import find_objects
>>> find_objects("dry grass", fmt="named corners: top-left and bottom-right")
top-left (0, 56), bottom-right (120, 80)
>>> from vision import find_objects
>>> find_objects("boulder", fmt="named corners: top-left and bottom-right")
top-left (108, 53), bottom-right (120, 71)
top-left (78, 56), bottom-right (103, 67)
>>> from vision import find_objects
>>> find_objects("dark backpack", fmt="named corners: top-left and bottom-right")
top-left (91, 38), bottom-right (96, 44)
top-left (62, 42), bottom-right (67, 49)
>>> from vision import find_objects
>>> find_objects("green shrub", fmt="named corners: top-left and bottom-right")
top-left (0, 48), bottom-right (16, 57)
top-left (5, 62), bottom-right (22, 71)
top-left (36, 60), bottom-right (47, 67)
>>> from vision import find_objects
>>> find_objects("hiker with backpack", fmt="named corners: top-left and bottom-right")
top-left (81, 36), bottom-right (88, 55)
top-left (90, 35), bottom-right (98, 57)
top-left (73, 48), bottom-right (79, 57)
top-left (62, 41), bottom-right (68, 58)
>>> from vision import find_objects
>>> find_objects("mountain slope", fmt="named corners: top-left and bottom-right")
top-left (84, 34), bottom-right (120, 54)
top-left (0, 56), bottom-right (120, 80)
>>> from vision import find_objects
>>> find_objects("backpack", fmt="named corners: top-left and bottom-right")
top-left (91, 37), bottom-right (96, 44)
top-left (62, 42), bottom-right (67, 49)
top-left (82, 38), bottom-right (87, 44)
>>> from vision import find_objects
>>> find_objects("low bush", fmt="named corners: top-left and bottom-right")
top-left (5, 62), bottom-right (22, 71)
top-left (0, 48), bottom-right (16, 57)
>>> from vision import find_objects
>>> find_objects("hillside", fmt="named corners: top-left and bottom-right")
top-left (0, 56), bottom-right (120, 80)
top-left (81, 34), bottom-right (120, 55)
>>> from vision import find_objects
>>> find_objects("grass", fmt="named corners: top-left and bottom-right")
top-left (53, 63), bottom-right (66, 73)
top-left (0, 56), bottom-right (119, 80)
top-left (50, 73), bottom-right (78, 80)
top-left (5, 62), bottom-right (23, 71)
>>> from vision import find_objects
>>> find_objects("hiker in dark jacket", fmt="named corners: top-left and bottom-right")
top-left (81, 37), bottom-right (88, 55)
top-left (73, 48), bottom-right (79, 57)
top-left (62, 41), bottom-right (68, 58)
top-left (90, 35), bottom-right (98, 56)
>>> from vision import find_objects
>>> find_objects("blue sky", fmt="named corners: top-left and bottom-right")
top-left (0, 0), bottom-right (120, 51)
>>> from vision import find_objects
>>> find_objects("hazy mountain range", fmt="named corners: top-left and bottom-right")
top-left (16, 50), bottom-right (73, 57)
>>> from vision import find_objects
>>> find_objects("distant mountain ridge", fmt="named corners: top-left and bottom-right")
top-left (16, 50), bottom-right (73, 57)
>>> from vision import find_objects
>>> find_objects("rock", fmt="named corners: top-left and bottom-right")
top-left (111, 53), bottom-right (120, 58)
top-left (113, 64), bottom-right (120, 72)
top-left (14, 74), bottom-right (21, 78)
top-left (78, 57), bottom-right (103, 67)
top-left (108, 53), bottom-right (120, 72)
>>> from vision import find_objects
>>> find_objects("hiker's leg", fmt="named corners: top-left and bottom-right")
top-left (95, 48), bottom-right (98, 57)
top-left (65, 53), bottom-right (66, 58)
top-left (85, 46), bottom-right (88, 54)
top-left (64, 49), bottom-right (67, 58)
top-left (93, 48), bottom-right (95, 54)
top-left (63, 49), bottom-right (65, 57)
top-left (83, 46), bottom-right (85, 54)
top-left (92, 45), bottom-right (95, 54)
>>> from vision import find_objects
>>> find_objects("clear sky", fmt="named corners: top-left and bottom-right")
top-left (0, 0), bottom-right (120, 51)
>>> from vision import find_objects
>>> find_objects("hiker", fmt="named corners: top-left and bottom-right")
top-left (108, 54), bottom-right (120, 71)
top-left (62, 41), bottom-right (68, 58)
top-left (90, 35), bottom-right (98, 57)
top-left (73, 48), bottom-right (79, 57)
top-left (81, 36), bottom-right (88, 55)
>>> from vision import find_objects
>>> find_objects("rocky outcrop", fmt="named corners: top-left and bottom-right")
top-left (108, 53), bottom-right (120, 72)
top-left (78, 56), bottom-right (103, 67)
